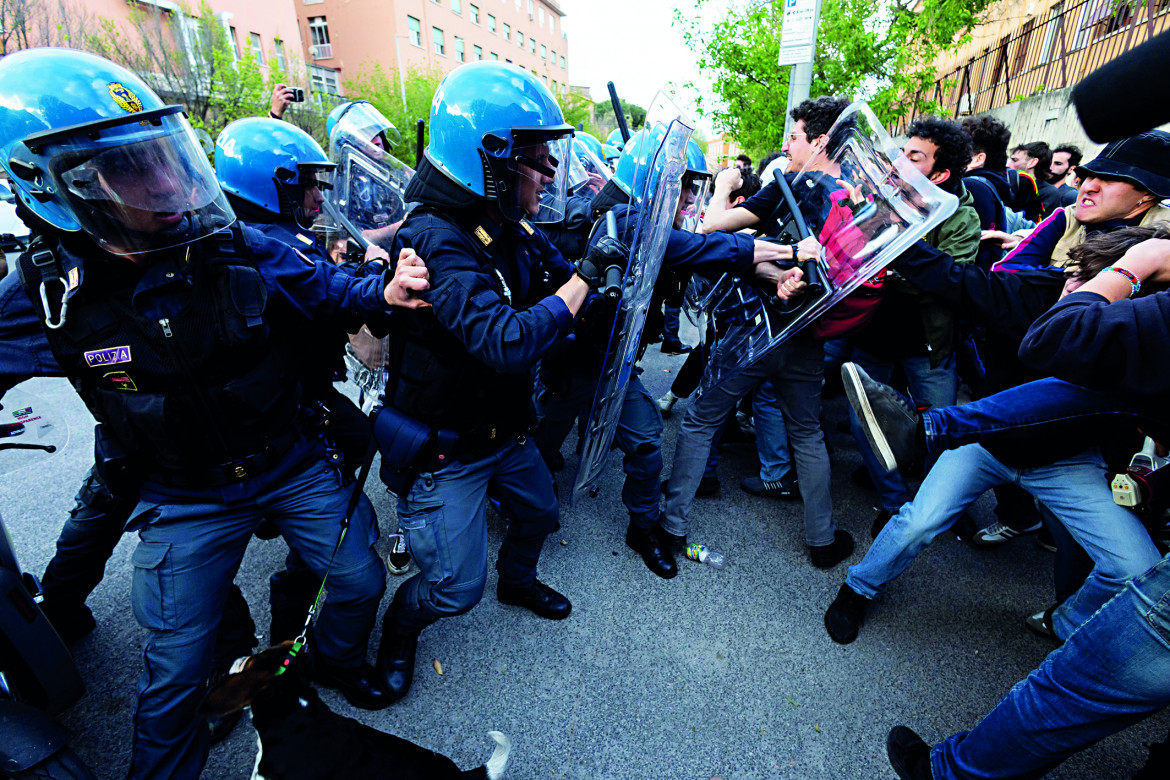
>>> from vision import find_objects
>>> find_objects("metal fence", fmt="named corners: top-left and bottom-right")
top-left (898, 0), bottom-right (1170, 132)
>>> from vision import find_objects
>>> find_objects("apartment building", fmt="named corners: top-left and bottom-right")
top-left (294, 0), bottom-right (571, 98)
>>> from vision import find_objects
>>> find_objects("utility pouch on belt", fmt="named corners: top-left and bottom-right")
top-left (94, 424), bottom-right (141, 494)
top-left (373, 405), bottom-right (433, 496)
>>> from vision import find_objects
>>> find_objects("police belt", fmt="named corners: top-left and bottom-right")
top-left (445, 422), bottom-right (529, 465)
top-left (142, 428), bottom-right (303, 488)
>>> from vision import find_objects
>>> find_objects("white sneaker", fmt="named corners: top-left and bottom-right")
top-left (657, 391), bottom-right (679, 417)
top-left (385, 533), bottom-right (411, 575)
top-left (970, 520), bottom-right (1043, 547)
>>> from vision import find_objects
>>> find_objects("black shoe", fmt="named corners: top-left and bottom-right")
top-left (740, 475), bottom-right (799, 499)
top-left (625, 521), bottom-right (678, 579)
top-left (810, 530), bottom-right (855, 569)
top-left (40, 601), bottom-right (96, 646)
top-left (314, 657), bottom-right (392, 710)
top-left (953, 511), bottom-right (979, 543)
top-left (887, 726), bottom-right (934, 780)
top-left (497, 579), bottom-right (572, 620)
top-left (824, 583), bottom-right (869, 644)
top-left (850, 465), bottom-right (875, 491)
top-left (870, 509), bottom-right (894, 540)
top-left (695, 475), bottom-right (720, 497)
top-left (376, 619), bottom-right (420, 704)
top-left (660, 339), bottom-right (693, 355)
top-left (207, 709), bottom-right (243, 745)
top-left (841, 363), bottom-right (923, 474)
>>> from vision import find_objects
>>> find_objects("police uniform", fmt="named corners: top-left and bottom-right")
top-left (0, 225), bottom-right (393, 780)
top-left (385, 203), bottom-right (575, 633)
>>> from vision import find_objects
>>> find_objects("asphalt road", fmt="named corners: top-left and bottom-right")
top-left (2, 330), bottom-right (1167, 779)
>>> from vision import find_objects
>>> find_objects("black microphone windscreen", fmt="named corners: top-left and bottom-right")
top-left (1073, 30), bottom-right (1170, 143)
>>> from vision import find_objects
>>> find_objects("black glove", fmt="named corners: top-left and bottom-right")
top-left (575, 235), bottom-right (629, 298)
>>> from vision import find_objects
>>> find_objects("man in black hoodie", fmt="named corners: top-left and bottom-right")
top-left (963, 115), bottom-right (1044, 224)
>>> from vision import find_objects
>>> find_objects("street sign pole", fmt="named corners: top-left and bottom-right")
top-left (778, 0), bottom-right (823, 141)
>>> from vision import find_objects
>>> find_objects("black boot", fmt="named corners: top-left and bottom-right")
top-left (810, 530), bottom-right (855, 569)
top-left (824, 583), bottom-right (870, 644)
top-left (497, 579), bottom-right (572, 620)
top-left (313, 655), bottom-right (392, 710)
top-left (886, 726), bottom-right (934, 779)
top-left (625, 521), bottom-right (678, 579)
top-left (376, 609), bottom-right (421, 704)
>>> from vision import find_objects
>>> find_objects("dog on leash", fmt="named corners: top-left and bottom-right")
top-left (199, 644), bottom-right (511, 780)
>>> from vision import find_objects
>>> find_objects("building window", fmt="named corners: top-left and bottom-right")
top-left (470, 4), bottom-right (479, 23)
top-left (308, 16), bottom-right (330, 60)
top-left (473, 44), bottom-right (483, 60)
top-left (538, 6), bottom-right (544, 25)
top-left (506, 58), bottom-right (512, 63)
top-left (517, 31), bottom-right (523, 47)
top-left (503, 22), bottom-right (510, 40)
top-left (528, 0), bottom-right (534, 16)
top-left (540, 43), bottom-right (546, 59)
top-left (302, 0), bottom-right (323, 4)
top-left (549, 15), bottom-right (555, 34)
top-left (1038, 2), bottom-right (1063, 64)
top-left (552, 79), bottom-right (557, 92)
top-left (491, 52), bottom-right (498, 60)
top-left (228, 25), bottom-right (240, 58)
top-left (309, 64), bottom-right (340, 95)
top-left (488, 14), bottom-right (496, 32)
top-left (249, 32), bottom-right (264, 63)
top-left (455, 36), bottom-right (465, 62)
top-left (433, 26), bottom-right (445, 55)
top-left (451, 0), bottom-right (461, 14)
top-left (528, 37), bottom-right (535, 53)
top-left (274, 38), bottom-right (286, 69)
top-left (408, 16), bottom-right (421, 46)
top-left (560, 54), bottom-right (565, 69)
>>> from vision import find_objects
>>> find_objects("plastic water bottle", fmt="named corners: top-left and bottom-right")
top-left (685, 543), bottom-right (726, 570)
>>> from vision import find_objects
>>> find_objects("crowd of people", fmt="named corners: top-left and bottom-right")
top-left (0, 42), bottom-right (1168, 780)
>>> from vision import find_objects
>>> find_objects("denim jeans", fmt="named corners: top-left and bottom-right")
top-left (931, 551), bottom-right (1170, 780)
top-left (922, 377), bottom-right (1169, 467)
top-left (663, 333), bottom-right (834, 546)
top-left (847, 445), bottom-right (1161, 638)
top-left (127, 454), bottom-right (384, 780)
top-left (848, 348), bottom-right (958, 511)
top-left (394, 437), bottom-right (559, 634)
top-left (754, 381), bottom-right (793, 482)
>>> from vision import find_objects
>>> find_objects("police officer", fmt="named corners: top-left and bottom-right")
top-left (328, 100), bottom-right (410, 248)
top-left (537, 130), bottom-right (796, 578)
top-left (0, 49), bottom-right (428, 779)
top-left (375, 62), bottom-right (596, 703)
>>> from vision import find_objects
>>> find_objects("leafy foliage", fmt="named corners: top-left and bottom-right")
top-left (343, 64), bottom-right (448, 166)
top-left (674, 0), bottom-right (993, 159)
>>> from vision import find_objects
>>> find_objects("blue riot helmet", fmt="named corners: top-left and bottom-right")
top-left (678, 138), bottom-right (712, 230)
top-left (0, 48), bottom-right (234, 255)
top-left (606, 128), bottom-right (626, 152)
top-left (610, 125), bottom-right (671, 204)
top-left (216, 117), bottom-right (335, 230)
top-left (575, 131), bottom-right (605, 162)
top-left (426, 62), bottom-right (574, 223)
top-left (327, 100), bottom-right (402, 160)
top-left (601, 143), bottom-right (621, 168)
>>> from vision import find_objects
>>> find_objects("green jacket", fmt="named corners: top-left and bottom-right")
top-left (888, 183), bottom-right (980, 367)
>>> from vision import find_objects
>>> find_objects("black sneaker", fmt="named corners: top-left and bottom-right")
top-left (887, 726), bottom-right (934, 780)
top-left (841, 363), bottom-right (923, 474)
top-left (810, 530), bottom-right (855, 569)
top-left (824, 583), bottom-right (869, 644)
top-left (740, 475), bottom-right (799, 499)
top-left (660, 340), bottom-right (693, 355)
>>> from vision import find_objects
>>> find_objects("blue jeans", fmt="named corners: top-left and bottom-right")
top-left (848, 348), bottom-right (958, 511)
top-left (754, 381), bottom-right (793, 482)
top-left (847, 445), bottom-right (1161, 638)
top-left (394, 437), bottom-right (559, 634)
top-left (931, 551), bottom-right (1170, 780)
top-left (664, 333), bottom-right (834, 546)
top-left (922, 377), bottom-right (1169, 467)
top-left (535, 372), bottom-right (663, 527)
top-left (128, 454), bottom-right (384, 780)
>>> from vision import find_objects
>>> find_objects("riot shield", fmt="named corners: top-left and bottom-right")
top-left (332, 145), bottom-right (414, 245)
top-left (691, 101), bottom-right (959, 396)
top-left (571, 95), bottom-right (694, 503)
top-left (0, 384), bottom-right (66, 479)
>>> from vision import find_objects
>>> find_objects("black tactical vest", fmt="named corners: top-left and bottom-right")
top-left (19, 228), bottom-right (301, 473)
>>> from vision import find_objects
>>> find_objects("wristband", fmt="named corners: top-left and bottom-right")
top-left (269, 110), bottom-right (282, 120)
top-left (1103, 266), bottom-right (1141, 297)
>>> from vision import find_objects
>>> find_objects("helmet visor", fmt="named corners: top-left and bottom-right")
top-left (330, 102), bottom-right (402, 159)
top-left (507, 130), bottom-right (572, 224)
top-left (48, 112), bottom-right (233, 254)
top-left (676, 171), bottom-right (711, 231)
top-left (572, 138), bottom-right (612, 196)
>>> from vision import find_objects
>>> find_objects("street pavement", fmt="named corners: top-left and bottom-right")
top-left (2, 328), bottom-right (1167, 779)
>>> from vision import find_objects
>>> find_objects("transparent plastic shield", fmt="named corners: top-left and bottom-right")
top-left (693, 102), bottom-right (959, 396)
top-left (344, 326), bottom-right (390, 415)
top-left (0, 385), bottom-right (65, 478)
top-left (571, 113), bottom-right (694, 503)
top-left (333, 145), bottom-right (414, 241)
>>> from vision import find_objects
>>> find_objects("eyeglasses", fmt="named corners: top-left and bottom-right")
top-left (787, 131), bottom-right (807, 143)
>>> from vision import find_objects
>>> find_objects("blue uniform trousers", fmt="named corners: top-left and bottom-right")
top-left (534, 372), bottom-right (664, 528)
top-left (393, 437), bottom-right (559, 634)
top-left (126, 454), bottom-right (385, 780)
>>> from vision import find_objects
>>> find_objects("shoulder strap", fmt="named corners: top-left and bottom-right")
top-left (16, 233), bottom-right (70, 330)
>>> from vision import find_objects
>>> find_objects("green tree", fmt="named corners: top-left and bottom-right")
top-left (674, 0), bottom-right (993, 159)
top-left (343, 64), bottom-right (448, 165)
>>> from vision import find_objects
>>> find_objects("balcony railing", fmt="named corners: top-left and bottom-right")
top-left (309, 43), bottom-right (333, 60)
